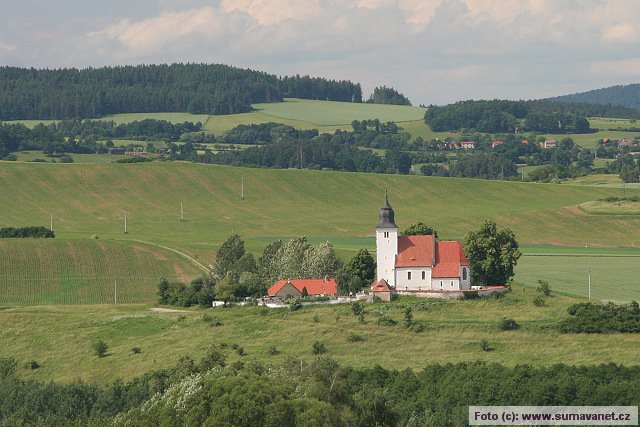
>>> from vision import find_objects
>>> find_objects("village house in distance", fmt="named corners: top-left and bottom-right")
top-left (372, 194), bottom-right (505, 300)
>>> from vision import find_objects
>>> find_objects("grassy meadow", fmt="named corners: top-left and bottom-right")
top-left (0, 239), bottom-right (203, 305)
top-left (1, 284), bottom-right (639, 384)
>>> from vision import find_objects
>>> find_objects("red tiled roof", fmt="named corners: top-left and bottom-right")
top-left (267, 278), bottom-right (337, 297)
top-left (395, 235), bottom-right (435, 267)
top-left (432, 241), bottom-right (469, 278)
top-left (371, 279), bottom-right (392, 292)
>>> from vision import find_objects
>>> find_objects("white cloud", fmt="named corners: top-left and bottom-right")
top-left (89, 7), bottom-right (223, 53)
top-left (590, 57), bottom-right (640, 77)
top-left (220, 0), bottom-right (323, 26)
top-left (0, 41), bottom-right (18, 52)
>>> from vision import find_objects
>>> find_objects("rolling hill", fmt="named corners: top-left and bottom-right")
top-left (550, 83), bottom-right (640, 112)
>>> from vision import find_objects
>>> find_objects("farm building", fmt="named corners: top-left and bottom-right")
top-left (374, 194), bottom-right (473, 298)
top-left (542, 139), bottom-right (557, 148)
top-left (459, 140), bottom-right (476, 149)
top-left (268, 278), bottom-right (337, 299)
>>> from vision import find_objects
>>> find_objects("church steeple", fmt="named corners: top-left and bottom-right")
top-left (377, 190), bottom-right (398, 229)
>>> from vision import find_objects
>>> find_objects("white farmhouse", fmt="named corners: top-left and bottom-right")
top-left (374, 193), bottom-right (471, 296)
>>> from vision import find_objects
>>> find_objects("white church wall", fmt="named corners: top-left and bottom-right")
top-left (431, 278), bottom-right (461, 291)
top-left (395, 267), bottom-right (432, 291)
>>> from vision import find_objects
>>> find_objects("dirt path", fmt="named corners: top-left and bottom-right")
top-left (150, 307), bottom-right (189, 313)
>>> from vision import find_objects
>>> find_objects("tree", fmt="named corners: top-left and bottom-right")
top-left (337, 249), bottom-right (375, 294)
top-left (93, 340), bottom-right (108, 358)
top-left (401, 222), bottom-right (438, 238)
top-left (464, 220), bottom-right (521, 285)
top-left (214, 234), bottom-right (245, 279)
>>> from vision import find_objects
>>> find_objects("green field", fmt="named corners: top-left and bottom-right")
top-left (0, 239), bottom-right (203, 304)
top-left (1, 161), bottom-right (640, 304)
top-left (1, 285), bottom-right (639, 384)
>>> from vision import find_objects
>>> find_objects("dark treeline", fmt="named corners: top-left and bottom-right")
top-left (0, 64), bottom-right (362, 120)
top-left (550, 83), bottom-right (640, 112)
top-left (0, 226), bottom-right (54, 238)
top-left (366, 86), bottom-right (412, 105)
top-left (559, 302), bottom-right (640, 333)
top-left (424, 99), bottom-right (640, 133)
top-left (0, 119), bottom-right (200, 157)
top-left (2, 354), bottom-right (640, 426)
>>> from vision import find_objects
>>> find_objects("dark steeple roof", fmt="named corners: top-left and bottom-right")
top-left (377, 190), bottom-right (398, 229)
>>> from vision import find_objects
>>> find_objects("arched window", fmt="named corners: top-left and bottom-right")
top-left (462, 268), bottom-right (468, 281)
top-left (421, 271), bottom-right (426, 280)
top-left (407, 271), bottom-right (412, 280)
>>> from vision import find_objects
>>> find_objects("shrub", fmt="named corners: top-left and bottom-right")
top-left (500, 317), bottom-right (519, 331)
top-left (288, 298), bottom-right (302, 311)
top-left (313, 314), bottom-right (320, 323)
top-left (403, 306), bottom-right (413, 328)
top-left (268, 346), bottom-right (280, 355)
top-left (537, 280), bottom-right (551, 296)
top-left (92, 340), bottom-right (108, 358)
top-left (312, 341), bottom-right (327, 355)
top-left (348, 334), bottom-right (365, 342)
top-left (351, 301), bottom-right (365, 316)
top-left (131, 347), bottom-right (142, 354)
top-left (480, 339), bottom-right (491, 352)
top-left (409, 321), bottom-right (426, 333)
top-left (533, 296), bottom-right (546, 307)
top-left (377, 315), bottom-right (397, 326)
top-left (24, 360), bottom-right (40, 370)
top-left (236, 346), bottom-right (245, 356)
top-left (202, 314), bottom-right (223, 326)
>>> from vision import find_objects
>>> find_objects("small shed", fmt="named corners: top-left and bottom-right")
top-left (371, 279), bottom-right (394, 302)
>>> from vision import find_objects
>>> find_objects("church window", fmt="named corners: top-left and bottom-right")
top-left (384, 231), bottom-right (389, 238)
top-left (407, 271), bottom-right (412, 280)
top-left (462, 268), bottom-right (467, 280)
top-left (421, 271), bottom-right (426, 280)
top-left (451, 281), bottom-right (454, 287)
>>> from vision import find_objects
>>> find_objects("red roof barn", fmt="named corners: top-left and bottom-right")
top-left (267, 278), bottom-right (337, 298)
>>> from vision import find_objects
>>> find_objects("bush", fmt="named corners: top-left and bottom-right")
top-left (24, 360), bottom-right (40, 370)
top-left (348, 334), bottom-right (365, 342)
top-left (537, 280), bottom-right (551, 296)
top-left (202, 314), bottom-right (223, 326)
top-left (312, 341), bottom-right (327, 355)
top-left (403, 306), bottom-right (413, 328)
top-left (93, 340), bottom-right (108, 357)
top-left (351, 301), bottom-right (365, 316)
top-left (116, 156), bottom-right (153, 163)
top-left (236, 346), bottom-right (245, 356)
top-left (500, 317), bottom-right (519, 331)
top-left (131, 347), bottom-right (142, 354)
top-left (377, 315), bottom-right (397, 326)
top-left (480, 339), bottom-right (491, 352)
top-left (313, 314), bottom-right (320, 323)
top-left (268, 346), bottom-right (280, 355)
top-left (0, 226), bottom-right (54, 238)
top-left (288, 298), bottom-right (302, 311)
top-left (533, 296), bottom-right (546, 307)
top-left (409, 321), bottom-right (426, 333)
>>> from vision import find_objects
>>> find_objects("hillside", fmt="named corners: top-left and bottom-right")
top-left (0, 161), bottom-right (638, 250)
top-left (2, 286), bottom-right (640, 385)
top-left (550, 84), bottom-right (640, 113)
top-left (0, 239), bottom-right (203, 304)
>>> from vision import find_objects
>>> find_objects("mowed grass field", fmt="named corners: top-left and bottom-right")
top-left (1, 285), bottom-right (639, 384)
top-left (1, 161), bottom-right (640, 303)
top-left (1, 162), bottom-right (639, 251)
top-left (0, 239), bottom-right (203, 304)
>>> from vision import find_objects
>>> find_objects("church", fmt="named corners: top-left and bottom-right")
top-left (373, 194), bottom-right (472, 297)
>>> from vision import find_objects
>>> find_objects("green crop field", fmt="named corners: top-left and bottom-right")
top-left (1, 161), bottom-right (640, 304)
top-left (1, 285), bottom-right (639, 384)
top-left (0, 239), bottom-right (203, 304)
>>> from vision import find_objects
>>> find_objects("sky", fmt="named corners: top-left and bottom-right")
top-left (1, 0), bottom-right (639, 105)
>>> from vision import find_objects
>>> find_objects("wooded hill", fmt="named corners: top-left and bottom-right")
top-left (0, 64), bottom-right (362, 119)
top-left (424, 99), bottom-right (640, 133)
top-left (550, 83), bottom-right (640, 112)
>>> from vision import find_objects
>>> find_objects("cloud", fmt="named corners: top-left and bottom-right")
top-left (89, 7), bottom-right (224, 54)
top-left (220, 0), bottom-right (323, 26)
top-left (2, 0), bottom-right (640, 104)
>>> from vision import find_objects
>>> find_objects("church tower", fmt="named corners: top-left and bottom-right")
top-left (376, 191), bottom-right (398, 287)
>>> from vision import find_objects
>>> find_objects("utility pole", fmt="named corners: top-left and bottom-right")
top-left (180, 201), bottom-right (184, 221)
top-left (50, 212), bottom-right (53, 231)
top-left (241, 176), bottom-right (244, 200)
top-left (124, 215), bottom-right (128, 234)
